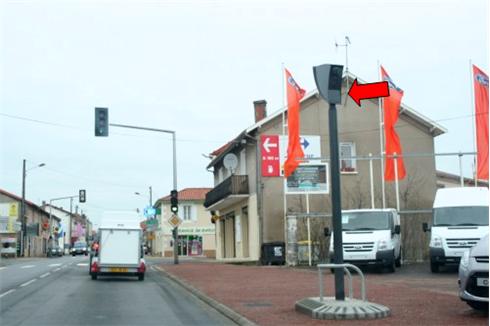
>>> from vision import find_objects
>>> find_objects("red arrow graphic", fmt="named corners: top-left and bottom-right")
top-left (348, 78), bottom-right (390, 106)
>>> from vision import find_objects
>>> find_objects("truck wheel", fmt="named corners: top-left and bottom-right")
top-left (138, 273), bottom-right (145, 281)
top-left (430, 261), bottom-right (439, 273)
top-left (91, 273), bottom-right (97, 280)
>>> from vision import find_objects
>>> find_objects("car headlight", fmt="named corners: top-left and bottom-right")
top-left (460, 250), bottom-right (471, 268)
top-left (430, 236), bottom-right (443, 248)
top-left (378, 240), bottom-right (388, 250)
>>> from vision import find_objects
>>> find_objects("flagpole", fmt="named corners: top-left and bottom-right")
top-left (282, 63), bottom-right (289, 265)
top-left (394, 153), bottom-right (400, 212)
top-left (469, 59), bottom-right (478, 187)
top-left (378, 60), bottom-right (386, 208)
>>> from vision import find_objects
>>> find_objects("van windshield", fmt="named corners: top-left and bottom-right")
top-left (433, 206), bottom-right (489, 226)
top-left (342, 212), bottom-right (391, 231)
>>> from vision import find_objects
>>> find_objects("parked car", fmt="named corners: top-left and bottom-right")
top-left (459, 234), bottom-right (489, 311)
top-left (328, 209), bottom-right (402, 272)
top-left (47, 244), bottom-right (63, 257)
top-left (71, 241), bottom-right (88, 256)
top-left (423, 187), bottom-right (489, 273)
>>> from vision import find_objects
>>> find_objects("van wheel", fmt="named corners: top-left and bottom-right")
top-left (91, 273), bottom-right (97, 280)
top-left (467, 301), bottom-right (489, 311)
top-left (138, 273), bottom-right (145, 281)
top-left (395, 251), bottom-right (402, 268)
top-left (430, 261), bottom-right (439, 273)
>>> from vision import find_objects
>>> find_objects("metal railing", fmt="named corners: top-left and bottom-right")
top-left (204, 175), bottom-right (249, 208)
top-left (317, 263), bottom-right (366, 301)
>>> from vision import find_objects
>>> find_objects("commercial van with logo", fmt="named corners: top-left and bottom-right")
top-left (329, 209), bottom-right (402, 272)
top-left (423, 187), bottom-right (489, 273)
top-left (90, 212), bottom-right (146, 281)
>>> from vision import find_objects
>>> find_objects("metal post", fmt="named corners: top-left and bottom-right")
top-left (21, 159), bottom-right (26, 257)
top-left (378, 61), bottom-right (386, 208)
top-left (328, 102), bottom-right (345, 301)
top-left (394, 153), bottom-right (400, 212)
top-left (70, 197), bottom-right (73, 250)
top-left (149, 186), bottom-right (153, 206)
top-left (172, 131), bottom-right (179, 265)
top-left (306, 194), bottom-right (311, 266)
top-left (369, 153), bottom-right (375, 209)
top-left (459, 153), bottom-right (464, 187)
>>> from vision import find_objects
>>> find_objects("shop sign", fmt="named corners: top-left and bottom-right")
top-left (0, 203), bottom-right (19, 233)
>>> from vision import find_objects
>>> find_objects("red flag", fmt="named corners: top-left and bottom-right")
top-left (381, 66), bottom-right (406, 181)
top-left (284, 69), bottom-right (306, 177)
top-left (473, 65), bottom-right (489, 180)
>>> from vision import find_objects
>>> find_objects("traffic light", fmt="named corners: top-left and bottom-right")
top-left (170, 190), bottom-right (178, 213)
top-left (79, 189), bottom-right (86, 203)
top-left (94, 107), bottom-right (109, 136)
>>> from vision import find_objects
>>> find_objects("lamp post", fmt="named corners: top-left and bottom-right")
top-left (21, 160), bottom-right (45, 257)
top-left (135, 186), bottom-right (153, 206)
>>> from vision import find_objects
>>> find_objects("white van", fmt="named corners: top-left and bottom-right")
top-left (329, 209), bottom-right (402, 272)
top-left (423, 187), bottom-right (489, 273)
top-left (90, 212), bottom-right (146, 281)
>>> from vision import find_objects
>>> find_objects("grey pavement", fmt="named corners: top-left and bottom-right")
top-left (0, 256), bottom-right (235, 326)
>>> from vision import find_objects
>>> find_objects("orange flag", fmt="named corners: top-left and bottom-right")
top-left (284, 69), bottom-right (306, 178)
top-left (381, 66), bottom-right (406, 181)
top-left (473, 65), bottom-right (489, 180)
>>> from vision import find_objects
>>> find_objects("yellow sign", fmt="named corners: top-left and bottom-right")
top-left (9, 203), bottom-right (18, 217)
top-left (168, 214), bottom-right (182, 228)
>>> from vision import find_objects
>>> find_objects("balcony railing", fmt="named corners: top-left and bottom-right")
top-left (204, 175), bottom-right (249, 208)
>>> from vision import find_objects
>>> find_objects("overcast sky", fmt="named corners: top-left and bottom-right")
top-left (0, 0), bottom-right (488, 226)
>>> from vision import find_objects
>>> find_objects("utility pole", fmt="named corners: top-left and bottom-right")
top-left (149, 186), bottom-right (153, 206)
top-left (21, 159), bottom-right (26, 257)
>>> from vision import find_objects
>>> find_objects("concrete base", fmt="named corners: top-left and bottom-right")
top-left (295, 297), bottom-right (390, 320)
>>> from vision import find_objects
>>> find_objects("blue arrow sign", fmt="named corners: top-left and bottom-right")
top-left (300, 138), bottom-right (310, 149)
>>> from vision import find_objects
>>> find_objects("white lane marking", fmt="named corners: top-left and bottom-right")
top-left (0, 289), bottom-right (16, 298)
top-left (48, 263), bottom-right (62, 267)
top-left (20, 265), bottom-right (36, 269)
top-left (40, 272), bottom-right (51, 278)
top-left (20, 279), bottom-right (37, 287)
top-left (77, 263), bottom-right (88, 267)
top-left (0, 267), bottom-right (6, 271)
top-left (53, 268), bottom-right (61, 272)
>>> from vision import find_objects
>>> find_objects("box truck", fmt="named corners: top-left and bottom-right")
top-left (423, 187), bottom-right (489, 273)
top-left (90, 212), bottom-right (146, 281)
top-left (329, 209), bottom-right (402, 272)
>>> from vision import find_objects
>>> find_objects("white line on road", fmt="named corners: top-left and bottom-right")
top-left (40, 272), bottom-right (51, 278)
top-left (20, 279), bottom-right (37, 287)
top-left (0, 289), bottom-right (16, 298)
top-left (48, 263), bottom-right (62, 267)
top-left (0, 267), bottom-right (6, 271)
top-left (77, 263), bottom-right (88, 267)
top-left (53, 268), bottom-right (61, 272)
top-left (20, 265), bottom-right (36, 269)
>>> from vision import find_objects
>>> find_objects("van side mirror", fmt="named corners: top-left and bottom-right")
top-left (422, 223), bottom-right (430, 232)
top-left (394, 225), bottom-right (401, 234)
top-left (324, 227), bottom-right (331, 237)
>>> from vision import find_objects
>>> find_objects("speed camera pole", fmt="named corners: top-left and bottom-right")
top-left (313, 64), bottom-right (345, 300)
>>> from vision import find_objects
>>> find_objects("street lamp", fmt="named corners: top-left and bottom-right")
top-left (134, 186), bottom-right (153, 206)
top-left (21, 160), bottom-right (46, 257)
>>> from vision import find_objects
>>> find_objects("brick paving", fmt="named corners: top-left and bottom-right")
top-left (159, 261), bottom-right (488, 325)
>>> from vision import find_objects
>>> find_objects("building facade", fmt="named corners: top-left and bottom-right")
top-left (153, 188), bottom-right (215, 258)
top-left (204, 73), bottom-right (447, 263)
top-left (0, 189), bottom-right (61, 257)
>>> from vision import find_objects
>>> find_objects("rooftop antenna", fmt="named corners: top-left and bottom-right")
top-left (335, 36), bottom-right (351, 104)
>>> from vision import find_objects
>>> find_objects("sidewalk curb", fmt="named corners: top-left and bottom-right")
top-left (153, 265), bottom-right (258, 326)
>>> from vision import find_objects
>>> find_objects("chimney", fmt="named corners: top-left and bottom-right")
top-left (253, 100), bottom-right (267, 123)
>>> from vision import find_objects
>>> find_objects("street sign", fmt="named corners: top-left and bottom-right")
top-left (144, 206), bottom-right (156, 218)
top-left (285, 164), bottom-right (329, 194)
top-left (168, 214), bottom-right (182, 228)
top-left (261, 135), bottom-right (280, 177)
top-left (261, 134), bottom-right (321, 177)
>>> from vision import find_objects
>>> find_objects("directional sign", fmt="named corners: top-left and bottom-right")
top-left (261, 135), bottom-right (280, 177)
top-left (168, 214), bottom-right (182, 228)
top-left (279, 135), bottom-right (321, 175)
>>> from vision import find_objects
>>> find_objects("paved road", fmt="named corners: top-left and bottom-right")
top-left (0, 256), bottom-right (234, 325)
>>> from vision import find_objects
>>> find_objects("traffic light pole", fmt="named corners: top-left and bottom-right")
top-left (109, 123), bottom-right (178, 264)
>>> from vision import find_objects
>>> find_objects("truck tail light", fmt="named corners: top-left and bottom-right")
top-left (91, 261), bottom-right (100, 273)
top-left (137, 261), bottom-right (146, 273)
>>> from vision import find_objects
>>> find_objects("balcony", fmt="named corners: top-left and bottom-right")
top-left (204, 175), bottom-right (249, 209)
